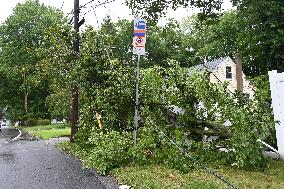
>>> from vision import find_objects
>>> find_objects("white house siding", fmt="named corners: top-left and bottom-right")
top-left (209, 57), bottom-right (237, 92)
top-left (209, 57), bottom-right (254, 97)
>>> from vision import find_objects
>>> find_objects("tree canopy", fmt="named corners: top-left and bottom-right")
top-left (0, 0), bottom-right (69, 122)
top-left (0, 0), bottom-right (281, 175)
top-left (126, 0), bottom-right (224, 22)
top-left (127, 0), bottom-right (284, 76)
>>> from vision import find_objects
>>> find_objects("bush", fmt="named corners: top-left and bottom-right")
top-left (77, 128), bottom-right (133, 175)
top-left (27, 118), bottom-right (50, 126)
top-left (75, 125), bottom-right (196, 174)
top-left (27, 118), bottom-right (38, 126)
top-left (36, 119), bottom-right (51, 126)
top-left (57, 141), bottom-right (89, 159)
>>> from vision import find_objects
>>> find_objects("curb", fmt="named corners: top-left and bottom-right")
top-left (10, 128), bottom-right (22, 142)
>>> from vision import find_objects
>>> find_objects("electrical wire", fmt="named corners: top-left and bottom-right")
top-left (146, 118), bottom-right (239, 189)
top-left (201, 59), bottom-right (235, 95)
top-left (82, 0), bottom-right (117, 16)
top-left (80, 0), bottom-right (96, 8)
top-left (60, 1), bottom-right (65, 10)
top-left (81, 0), bottom-right (117, 9)
top-left (91, 5), bottom-right (100, 27)
top-left (89, 4), bottom-right (112, 63)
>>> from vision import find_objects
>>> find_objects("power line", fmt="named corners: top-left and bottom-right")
top-left (80, 0), bottom-right (117, 9)
top-left (147, 118), bottom-right (239, 189)
top-left (82, 0), bottom-right (118, 16)
top-left (89, 4), bottom-right (112, 64)
top-left (80, 0), bottom-right (96, 8)
top-left (60, 1), bottom-right (65, 10)
top-left (91, 5), bottom-right (100, 26)
top-left (67, 10), bottom-right (74, 16)
top-left (97, 0), bottom-right (107, 9)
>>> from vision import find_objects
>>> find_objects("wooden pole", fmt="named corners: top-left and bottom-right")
top-left (70, 0), bottom-right (80, 143)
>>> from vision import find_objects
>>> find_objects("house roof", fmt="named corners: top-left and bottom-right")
top-left (189, 56), bottom-right (231, 74)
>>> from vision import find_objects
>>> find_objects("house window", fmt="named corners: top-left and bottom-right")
top-left (226, 66), bottom-right (232, 79)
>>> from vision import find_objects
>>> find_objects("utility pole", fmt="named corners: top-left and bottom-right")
top-left (70, 0), bottom-right (80, 143)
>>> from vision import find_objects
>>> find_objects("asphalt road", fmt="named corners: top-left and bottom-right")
top-left (0, 128), bottom-right (19, 146)
top-left (0, 129), bottom-right (119, 189)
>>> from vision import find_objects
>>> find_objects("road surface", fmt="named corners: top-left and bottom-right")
top-left (0, 129), bottom-right (119, 189)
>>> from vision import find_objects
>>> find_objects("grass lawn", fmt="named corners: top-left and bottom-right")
top-left (111, 161), bottom-right (284, 189)
top-left (57, 141), bottom-right (284, 188)
top-left (22, 124), bottom-right (70, 139)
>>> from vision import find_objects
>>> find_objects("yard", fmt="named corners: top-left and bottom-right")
top-left (57, 141), bottom-right (284, 189)
top-left (22, 124), bottom-right (70, 139)
top-left (111, 161), bottom-right (284, 189)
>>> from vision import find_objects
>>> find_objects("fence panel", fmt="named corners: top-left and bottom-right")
top-left (269, 70), bottom-right (284, 160)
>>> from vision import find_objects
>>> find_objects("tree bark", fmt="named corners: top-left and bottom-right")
top-left (23, 69), bottom-right (28, 126)
top-left (187, 127), bottom-right (231, 138)
top-left (70, 0), bottom-right (80, 143)
top-left (24, 92), bottom-right (28, 115)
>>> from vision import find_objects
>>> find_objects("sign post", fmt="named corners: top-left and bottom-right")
top-left (133, 18), bottom-right (146, 147)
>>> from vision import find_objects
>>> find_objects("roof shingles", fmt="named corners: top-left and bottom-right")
top-left (189, 56), bottom-right (230, 75)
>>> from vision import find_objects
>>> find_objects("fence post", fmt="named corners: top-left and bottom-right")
top-left (268, 70), bottom-right (284, 160)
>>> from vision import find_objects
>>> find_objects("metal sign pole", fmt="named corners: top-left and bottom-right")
top-left (134, 54), bottom-right (140, 147)
top-left (133, 18), bottom-right (146, 154)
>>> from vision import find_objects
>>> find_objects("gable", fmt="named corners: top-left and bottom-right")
top-left (189, 56), bottom-right (231, 74)
top-left (189, 56), bottom-right (255, 97)
top-left (205, 57), bottom-right (230, 72)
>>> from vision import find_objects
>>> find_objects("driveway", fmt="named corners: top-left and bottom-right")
top-left (0, 131), bottom-right (119, 189)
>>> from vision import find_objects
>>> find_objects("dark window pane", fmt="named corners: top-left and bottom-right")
top-left (226, 66), bottom-right (232, 79)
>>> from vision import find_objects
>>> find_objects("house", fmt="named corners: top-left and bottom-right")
top-left (190, 56), bottom-right (254, 98)
top-left (186, 56), bottom-right (256, 142)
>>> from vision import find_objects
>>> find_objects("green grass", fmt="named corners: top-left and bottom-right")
top-left (111, 164), bottom-right (222, 189)
top-left (23, 124), bottom-right (69, 131)
top-left (57, 141), bottom-right (284, 189)
top-left (111, 161), bottom-right (284, 189)
top-left (22, 124), bottom-right (70, 139)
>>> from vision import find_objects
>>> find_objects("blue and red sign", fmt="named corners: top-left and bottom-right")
top-left (133, 18), bottom-right (146, 55)
top-left (135, 20), bottom-right (146, 30)
top-left (134, 19), bottom-right (146, 37)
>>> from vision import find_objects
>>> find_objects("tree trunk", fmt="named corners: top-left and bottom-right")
top-left (23, 69), bottom-right (28, 126)
top-left (24, 92), bottom-right (28, 115)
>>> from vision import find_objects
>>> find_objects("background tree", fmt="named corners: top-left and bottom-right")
top-left (180, 12), bottom-right (242, 65)
top-left (0, 0), bottom-right (69, 123)
top-left (126, 0), bottom-right (224, 23)
top-left (91, 17), bottom-right (199, 68)
top-left (234, 0), bottom-right (284, 76)
top-left (132, 0), bottom-right (284, 76)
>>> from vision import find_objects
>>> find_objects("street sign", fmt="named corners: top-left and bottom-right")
top-left (133, 19), bottom-right (146, 150)
top-left (133, 18), bottom-right (146, 55)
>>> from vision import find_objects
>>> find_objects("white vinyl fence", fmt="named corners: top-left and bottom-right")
top-left (269, 70), bottom-right (284, 160)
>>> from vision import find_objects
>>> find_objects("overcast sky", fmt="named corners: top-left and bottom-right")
top-left (0, 0), bottom-right (233, 28)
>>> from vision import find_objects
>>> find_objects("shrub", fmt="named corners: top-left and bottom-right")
top-left (57, 141), bottom-right (89, 159)
top-left (27, 118), bottom-right (38, 126)
top-left (27, 118), bottom-right (51, 126)
top-left (36, 119), bottom-right (51, 126)
top-left (77, 128), bottom-right (133, 175)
